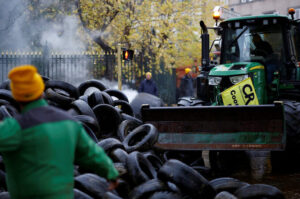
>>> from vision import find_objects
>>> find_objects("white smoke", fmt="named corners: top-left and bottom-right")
top-left (40, 16), bottom-right (86, 51)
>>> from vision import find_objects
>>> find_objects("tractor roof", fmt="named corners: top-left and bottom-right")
top-left (224, 14), bottom-right (289, 22)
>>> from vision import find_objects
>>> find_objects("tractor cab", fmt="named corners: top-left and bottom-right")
top-left (206, 15), bottom-right (300, 105)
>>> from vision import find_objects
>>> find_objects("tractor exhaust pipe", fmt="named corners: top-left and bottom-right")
top-left (200, 21), bottom-right (210, 71)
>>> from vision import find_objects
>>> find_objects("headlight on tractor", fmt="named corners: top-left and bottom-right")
top-left (229, 75), bottom-right (248, 84)
top-left (208, 77), bottom-right (222, 85)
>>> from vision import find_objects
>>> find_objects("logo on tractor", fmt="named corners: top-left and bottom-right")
top-left (221, 78), bottom-right (259, 106)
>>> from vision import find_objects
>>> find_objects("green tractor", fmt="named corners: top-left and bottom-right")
top-left (141, 11), bottom-right (300, 173)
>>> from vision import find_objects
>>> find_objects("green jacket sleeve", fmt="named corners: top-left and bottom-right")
top-left (75, 125), bottom-right (119, 180)
top-left (0, 118), bottom-right (22, 152)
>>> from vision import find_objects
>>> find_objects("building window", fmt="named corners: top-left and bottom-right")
top-left (296, 8), bottom-right (300, 19)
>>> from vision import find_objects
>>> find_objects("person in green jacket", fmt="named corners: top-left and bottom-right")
top-left (0, 65), bottom-right (119, 199)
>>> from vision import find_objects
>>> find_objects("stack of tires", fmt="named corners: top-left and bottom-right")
top-left (0, 79), bottom-right (286, 199)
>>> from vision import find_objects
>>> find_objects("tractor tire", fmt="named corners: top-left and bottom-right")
top-left (272, 101), bottom-right (300, 171)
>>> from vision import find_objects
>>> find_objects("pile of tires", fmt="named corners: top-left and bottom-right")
top-left (0, 79), bottom-right (286, 199)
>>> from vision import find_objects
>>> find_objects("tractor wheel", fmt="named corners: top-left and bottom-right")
top-left (272, 101), bottom-right (300, 171)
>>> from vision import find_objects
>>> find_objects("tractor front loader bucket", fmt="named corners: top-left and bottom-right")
top-left (141, 102), bottom-right (285, 151)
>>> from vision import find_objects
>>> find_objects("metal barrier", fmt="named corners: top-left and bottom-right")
top-left (0, 50), bottom-right (176, 104)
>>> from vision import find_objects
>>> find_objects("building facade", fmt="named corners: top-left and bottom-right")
top-left (228, 0), bottom-right (300, 18)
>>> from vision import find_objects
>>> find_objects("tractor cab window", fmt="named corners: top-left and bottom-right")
top-left (221, 20), bottom-right (285, 83)
top-left (293, 22), bottom-right (300, 62)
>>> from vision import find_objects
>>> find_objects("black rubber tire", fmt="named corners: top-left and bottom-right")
top-left (209, 177), bottom-right (249, 194)
top-left (113, 162), bottom-right (128, 177)
top-left (215, 191), bottom-right (238, 199)
top-left (148, 191), bottom-right (182, 199)
top-left (81, 123), bottom-right (98, 143)
top-left (74, 188), bottom-right (93, 199)
top-left (123, 124), bottom-right (158, 152)
top-left (117, 120), bottom-right (142, 141)
top-left (126, 151), bottom-right (156, 186)
top-left (192, 166), bottom-right (211, 179)
top-left (0, 106), bottom-right (11, 120)
top-left (284, 101), bottom-right (300, 151)
top-left (129, 179), bottom-right (168, 199)
top-left (234, 184), bottom-right (285, 199)
top-left (0, 192), bottom-right (10, 199)
top-left (93, 104), bottom-right (122, 138)
top-left (71, 100), bottom-right (97, 120)
top-left (78, 79), bottom-right (107, 96)
top-left (74, 173), bottom-right (109, 198)
top-left (0, 99), bottom-right (10, 106)
top-left (114, 100), bottom-right (134, 116)
top-left (130, 93), bottom-right (164, 119)
top-left (102, 91), bottom-right (114, 105)
top-left (2, 105), bottom-right (18, 117)
top-left (103, 192), bottom-right (123, 199)
top-left (45, 88), bottom-right (75, 107)
top-left (110, 148), bottom-right (128, 164)
top-left (121, 114), bottom-right (143, 126)
top-left (115, 179), bottom-right (131, 198)
top-left (272, 101), bottom-right (300, 171)
top-left (104, 89), bottom-right (129, 103)
top-left (79, 95), bottom-right (89, 103)
top-left (157, 159), bottom-right (216, 199)
top-left (87, 90), bottom-right (105, 108)
top-left (0, 89), bottom-right (18, 108)
top-left (73, 115), bottom-right (100, 138)
top-left (0, 80), bottom-right (10, 90)
top-left (45, 80), bottom-right (79, 99)
top-left (143, 152), bottom-right (163, 172)
top-left (97, 138), bottom-right (124, 155)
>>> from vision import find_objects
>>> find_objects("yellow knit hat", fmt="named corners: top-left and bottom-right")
top-left (146, 72), bottom-right (152, 77)
top-left (185, 68), bottom-right (191, 74)
top-left (8, 65), bottom-right (45, 102)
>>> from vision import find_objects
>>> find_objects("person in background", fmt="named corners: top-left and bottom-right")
top-left (139, 72), bottom-right (158, 96)
top-left (0, 65), bottom-right (118, 199)
top-left (179, 68), bottom-right (194, 97)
